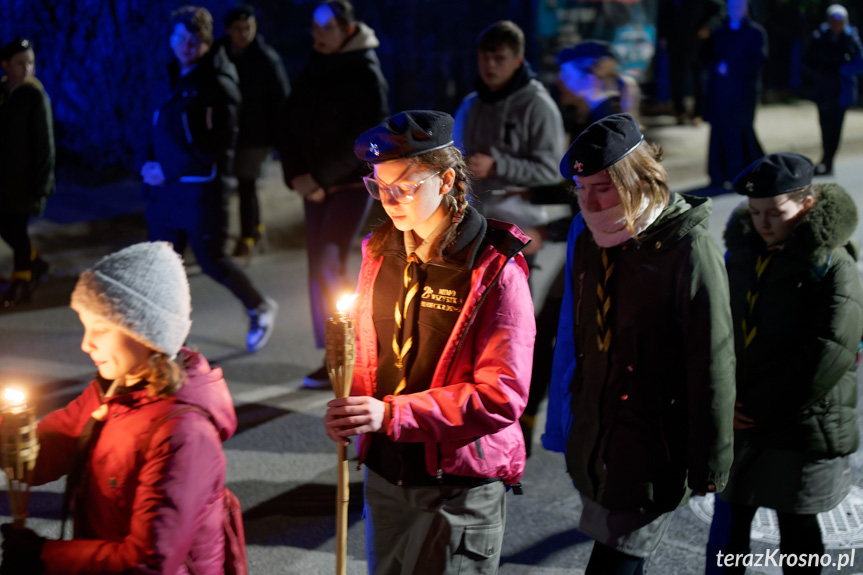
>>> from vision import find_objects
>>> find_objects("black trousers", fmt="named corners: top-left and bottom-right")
top-left (586, 541), bottom-right (645, 575)
top-left (145, 181), bottom-right (264, 311)
top-left (303, 186), bottom-right (371, 348)
top-left (0, 212), bottom-right (32, 272)
top-left (670, 56), bottom-right (705, 117)
top-left (817, 104), bottom-right (847, 169)
top-left (237, 177), bottom-right (260, 239)
top-left (725, 503), bottom-right (824, 574)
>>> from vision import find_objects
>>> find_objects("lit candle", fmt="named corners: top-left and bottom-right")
top-left (0, 385), bottom-right (38, 528)
top-left (3, 388), bottom-right (27, 413)
top-left (335, 294), bottom-right (357, 319)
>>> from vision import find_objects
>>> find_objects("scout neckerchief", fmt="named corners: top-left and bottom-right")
top-left (596, 248), bottom-right (615, 352)
top-left (391, 198), bottom-right (455, 395)
top-left (742, 244), bottom-right (781, 348)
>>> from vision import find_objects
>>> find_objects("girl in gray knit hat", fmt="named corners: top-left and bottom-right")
top-left (0, 242), bottom-right (241, 574)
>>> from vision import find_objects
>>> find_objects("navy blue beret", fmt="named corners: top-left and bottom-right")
top-left (560, 113), bottom-right (644, 179)
top-left (557, 40), bottom-right (617, 67)
top-left (733, 153), bottom-right (814, 197)
top-left (0, 38), bottom-right (32, 62)
top-left (354, 110), bottom-right (454, 164)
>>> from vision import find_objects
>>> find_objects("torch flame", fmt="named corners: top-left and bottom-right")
top-left (336, 294), bottom-right (357, 315)
top-left (3, 388), bottom-right (25, 407)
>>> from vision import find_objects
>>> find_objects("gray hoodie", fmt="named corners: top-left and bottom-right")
top-left (453, 76), bottom-right (566, 195)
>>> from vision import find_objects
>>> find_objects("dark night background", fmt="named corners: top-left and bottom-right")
top-left (1, 0), bottom-right (861, 187)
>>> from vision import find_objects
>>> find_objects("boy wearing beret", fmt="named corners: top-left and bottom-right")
top-left (0, 37), bottom-right (54, 308)
top-left (544, 113), bottom-right (735, 574)
top-left (715, 153), bottom-right (863, 572)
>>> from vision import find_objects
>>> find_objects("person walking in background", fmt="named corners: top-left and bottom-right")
top-left (657, 0), bottom-right (722, 125)
top-left (140, 6), bottom-right (278, 352)
top-left (556, 40), bottom-right (640, 140)
top-left (0, 242), bottom-right (238, 574)
top-left (279, 0), bottom-right (389, 389)
top-left (702, 0), bottom-right (767, 189)
top-left (544, 113), bottom-right (736, 575)
top-left (803, 4), bottom-right (863, 177)
top-left (713, 153), bottom-right (863, 574)
top-left (0, 37), bottom-right (54, 308)
top-left (452, 20), bottom-right (564, 452)
top-left (453, 20), bottom-right (566, 248)
top-left (216, 4), bottom-right (290, 259)
top-left (324, 110), bottom-right (534, 574)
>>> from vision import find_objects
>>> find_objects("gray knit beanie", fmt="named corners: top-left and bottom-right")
top-left (70, 242), bottom-right (192, 357)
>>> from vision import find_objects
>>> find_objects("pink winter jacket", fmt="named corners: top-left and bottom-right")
top-left (353, 219), bottom-right (536, 485)
top-left (33, 349), bottom-right (237, 575)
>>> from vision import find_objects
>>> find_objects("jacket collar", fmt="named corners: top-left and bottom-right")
top-left (725, 183), bottom-right (859, 264)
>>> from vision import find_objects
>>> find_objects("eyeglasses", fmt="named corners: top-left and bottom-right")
top-left (362, 170), bottom-right (443, 204)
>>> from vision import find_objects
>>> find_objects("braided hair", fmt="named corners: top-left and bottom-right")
top-left (366, 145), bottom-right (473, 259)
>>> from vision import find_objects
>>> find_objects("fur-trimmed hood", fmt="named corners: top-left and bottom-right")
top-left (724, 182), bottom-right (859, 265)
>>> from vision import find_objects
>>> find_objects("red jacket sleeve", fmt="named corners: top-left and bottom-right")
top-left (31, 385), bottom-right (100, 486)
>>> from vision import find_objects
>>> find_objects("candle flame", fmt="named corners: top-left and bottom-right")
top-left (336, 294), bottom-right (357, 314)
top-left (4, 388), bottom-right (26, 407)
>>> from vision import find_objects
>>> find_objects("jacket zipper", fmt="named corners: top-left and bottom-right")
top-left (436, 258), bottom-right (510, 482)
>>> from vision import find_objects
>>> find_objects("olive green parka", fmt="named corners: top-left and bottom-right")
top-left (724, 183), bottom-right (863, 458)
top-left (565, 193), bottom-right (736, 513)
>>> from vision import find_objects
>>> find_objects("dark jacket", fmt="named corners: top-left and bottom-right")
top-left (279, 22), bottom-right (389, 190)
top-left (34, 349), bottom-right (237, 575)
top-left (0, 76), bottom-right (55, 215)
top-left (556, 194), bottom-right (736, 513)
top-left (657, 0), bottom-right (722, 62)
top-left (215, 34), bottom-right (290, 149)
top-left (702, 18), bottom-right (768, 126)
top-left (804, 23), bottom-right (863, 108)
top-left (143, 45), bottom-right (241, 184)
top-left (724, 183), bottom-right (863, 457)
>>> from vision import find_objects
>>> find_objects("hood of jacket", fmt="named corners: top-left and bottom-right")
top-left (725, 182), bottom-right (859, 266)
top-left (173, 349), bottom-right (237, 441)
top-left (100, 348), bottom-right (237, 442)
top-left (340, 21), bottom-right (381, 53)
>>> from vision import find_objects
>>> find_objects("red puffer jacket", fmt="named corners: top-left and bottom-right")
top-left (33, 348), bottom-right (237, 574)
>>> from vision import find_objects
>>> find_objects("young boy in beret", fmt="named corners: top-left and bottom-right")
top-left (714, 153), bottom-right (863, 572)
top-left (324, 110), bottom-right (534, 574)
top-left (0, 37), bottom-right (54, 308)
top-left (544, 113), bottom-right (736, 574)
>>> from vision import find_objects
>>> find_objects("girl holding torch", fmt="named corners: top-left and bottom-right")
top-left (324, 110), bottom-right (535, 574)
top-left (0, 242), bottom-right (238, 574)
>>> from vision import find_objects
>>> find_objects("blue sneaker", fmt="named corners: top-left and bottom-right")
top-left (247, 296), bottom-right (278, 352)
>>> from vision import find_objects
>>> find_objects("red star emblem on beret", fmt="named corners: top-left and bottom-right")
top-left (573, 161), bottom-right (584, 173)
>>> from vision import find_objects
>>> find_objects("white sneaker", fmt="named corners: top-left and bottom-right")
top-left (247, 296), bottom-right (278, 352)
